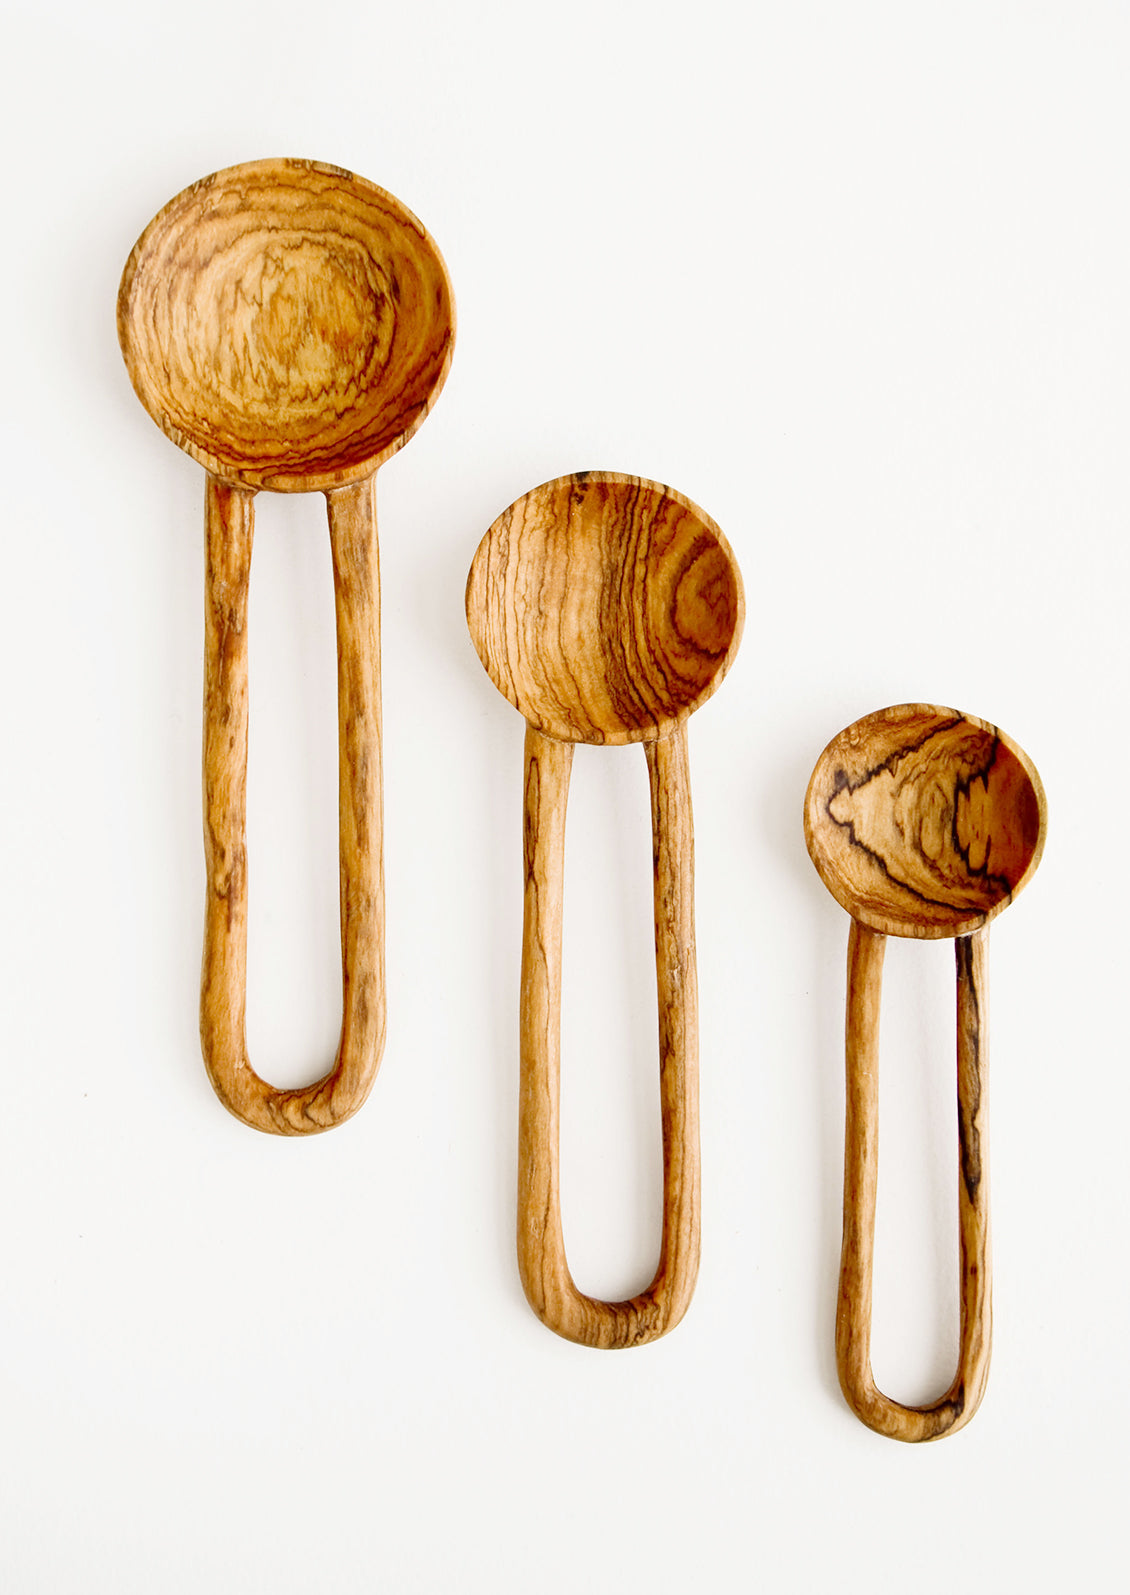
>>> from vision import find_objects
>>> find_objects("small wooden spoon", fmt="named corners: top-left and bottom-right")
top-left (466, 472), bottom-right (744, 1347)
top-left (805, 704), bottom-right (1046, 1438)
top-left (118, 158), bottom-right (454, 1134)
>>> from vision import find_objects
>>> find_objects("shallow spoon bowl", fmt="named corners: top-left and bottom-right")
top-left (467, 471), bottom-right (743, 1347)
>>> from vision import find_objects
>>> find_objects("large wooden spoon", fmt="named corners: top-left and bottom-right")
top-left (466, 472), bottom-right (744, 1346)
top-left (805, 704), bottom-right (1046, 1438)
top-left (118, 158), bottom-right (454, 1134)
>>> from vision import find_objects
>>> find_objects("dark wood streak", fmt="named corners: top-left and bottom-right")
top-left (829, 730), bottom-right (1013, 907)
top-left (955, 934), bottom-right (985, 1202)
top-left (949, 736), bottom-right (1008, 901)
top-left (820, 717), bottom-right (969, 914)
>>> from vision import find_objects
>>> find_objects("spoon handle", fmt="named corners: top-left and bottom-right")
top-left (838, 921), bottom-right (992, 1439)
top-left (517, 722), bottom-right (701, 1348)
top-left (199, 474), bottom-right (385, 1134)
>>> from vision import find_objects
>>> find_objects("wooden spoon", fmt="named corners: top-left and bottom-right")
top-left (805, 704), bottom-right (1046, 1438)
top-left (118, 158), bottom-right (455, 1134)
top-left (466, 472), bottom-right (744, 1347)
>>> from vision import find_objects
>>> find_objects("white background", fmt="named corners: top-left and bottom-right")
top-left (3, 1), bottom-right (1127, 1589)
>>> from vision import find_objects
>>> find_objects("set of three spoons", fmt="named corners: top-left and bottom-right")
top-left (118, 159), bottom-right (1047, 1443)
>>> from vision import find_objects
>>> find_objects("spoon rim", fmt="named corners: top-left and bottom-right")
top-left (117, 156), bottom-right (456, 493)
top-left (804, 701), bottom-right (1048, 940)
top-left (465, 469), bottom-right (746, 745)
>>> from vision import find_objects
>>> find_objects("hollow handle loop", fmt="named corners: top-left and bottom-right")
top-left (518, 722), bottom-right (701, 1348)
top-left (199, 474), bottom-right (385, 1135)
top-left (838, 920), bottom-right (991, 1439)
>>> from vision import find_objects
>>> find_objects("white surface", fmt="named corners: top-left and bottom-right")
top-left (3, 1), bottom-right (1127, 1588)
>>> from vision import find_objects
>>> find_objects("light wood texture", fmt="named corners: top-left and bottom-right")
top-left (465, 471), bottom-right (743, 745)
top-left (200, 477), bottom-right (385, 1134)
top-left (118, 158), bottom-right (454, 493)
top-left (805, 704), bottom-right (1046, 1439)
top-left (838, 921), bottom-right (991, 1440)
top-left (803, 704), bottom-right (1045, 940)
top-left (119, 159), bottom-right (454, 1133)
top-left (519, 723), bottom-right (700, 1347)
top-left (467, 473), bottom-right (743, 1346)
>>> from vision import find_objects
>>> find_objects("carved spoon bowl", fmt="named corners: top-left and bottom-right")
top-left (118, 159), bottom-right (454, 1135)
top-left (805, 704), bottom-right (1045, 940)
top-left (805, 703), bottom-right (1046, 1439)
top-left (118, 157), bottom-right (454, 492)
top-left (466, 471), bottom-right (743, 1347)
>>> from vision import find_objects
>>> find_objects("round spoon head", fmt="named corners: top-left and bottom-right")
top-left (118, 158), bottom-right (455, 492)
top-left (466, 472), bottom-right (744, 745)
top-left (805, 704), bottom-right (1046, 938)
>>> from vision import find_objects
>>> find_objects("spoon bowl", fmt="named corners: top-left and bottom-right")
top-left (118, 157), bottom-right (454, 492)
top-left (805, 704), bottom-right (1046, 938)
top-left (466, 471), bottom-right (743, 744)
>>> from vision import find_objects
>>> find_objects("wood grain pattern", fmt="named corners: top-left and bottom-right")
top-left (804, 704), bottom-right (1044, 939)
top-left (805, 704), bottom-right (1046, 1439)
top-left (465, 472), bottom-right (743, 745)
top-left (467, 473), bottom-right (743, 1346)
top-left (837, 922), bottom-right (991, 1440)
top-left (118, 158), bottom-right (454, 493)
top-left (200, 478), bottom-right (385, 1133)
top-left (519, 724), bottom-right (700, 1347)
top-left (120, 160), bottom-right (454, 1133)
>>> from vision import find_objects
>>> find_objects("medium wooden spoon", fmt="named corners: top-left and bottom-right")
top-left (118, 158), bottom-right (454, 1134)
top-left (805, 704), bottom-right (1046, 1438)
top-left (466, 472), bottom-right (744, 1347)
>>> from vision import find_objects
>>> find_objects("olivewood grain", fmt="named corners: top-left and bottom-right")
top-left (200, 476), bottom-right (385, 1134)
top-left (467, 473), bottom-right (742, 1346)
top-left (120, 160), bottom-right (454, 1132)
top-left (465, 472), bottom-right (743, 745)
top-left (804, 704), bottom-right (1045, 939)
top-left (805, 704), bottom-right (1046, 1439)
top-left (518, 724), bottom-right (700, 1348)
top-left (118, 158), bottom-right (454, 493)
top-left (837, 922), bottom-right (991, 1441)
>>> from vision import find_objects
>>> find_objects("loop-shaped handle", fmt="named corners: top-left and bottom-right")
top-left (199, 475), bottom-right (385, 1134)
top-left (837, 921), bottom-right (991, 1439)
top-left (518, 723), bottom-right (700, 1348)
